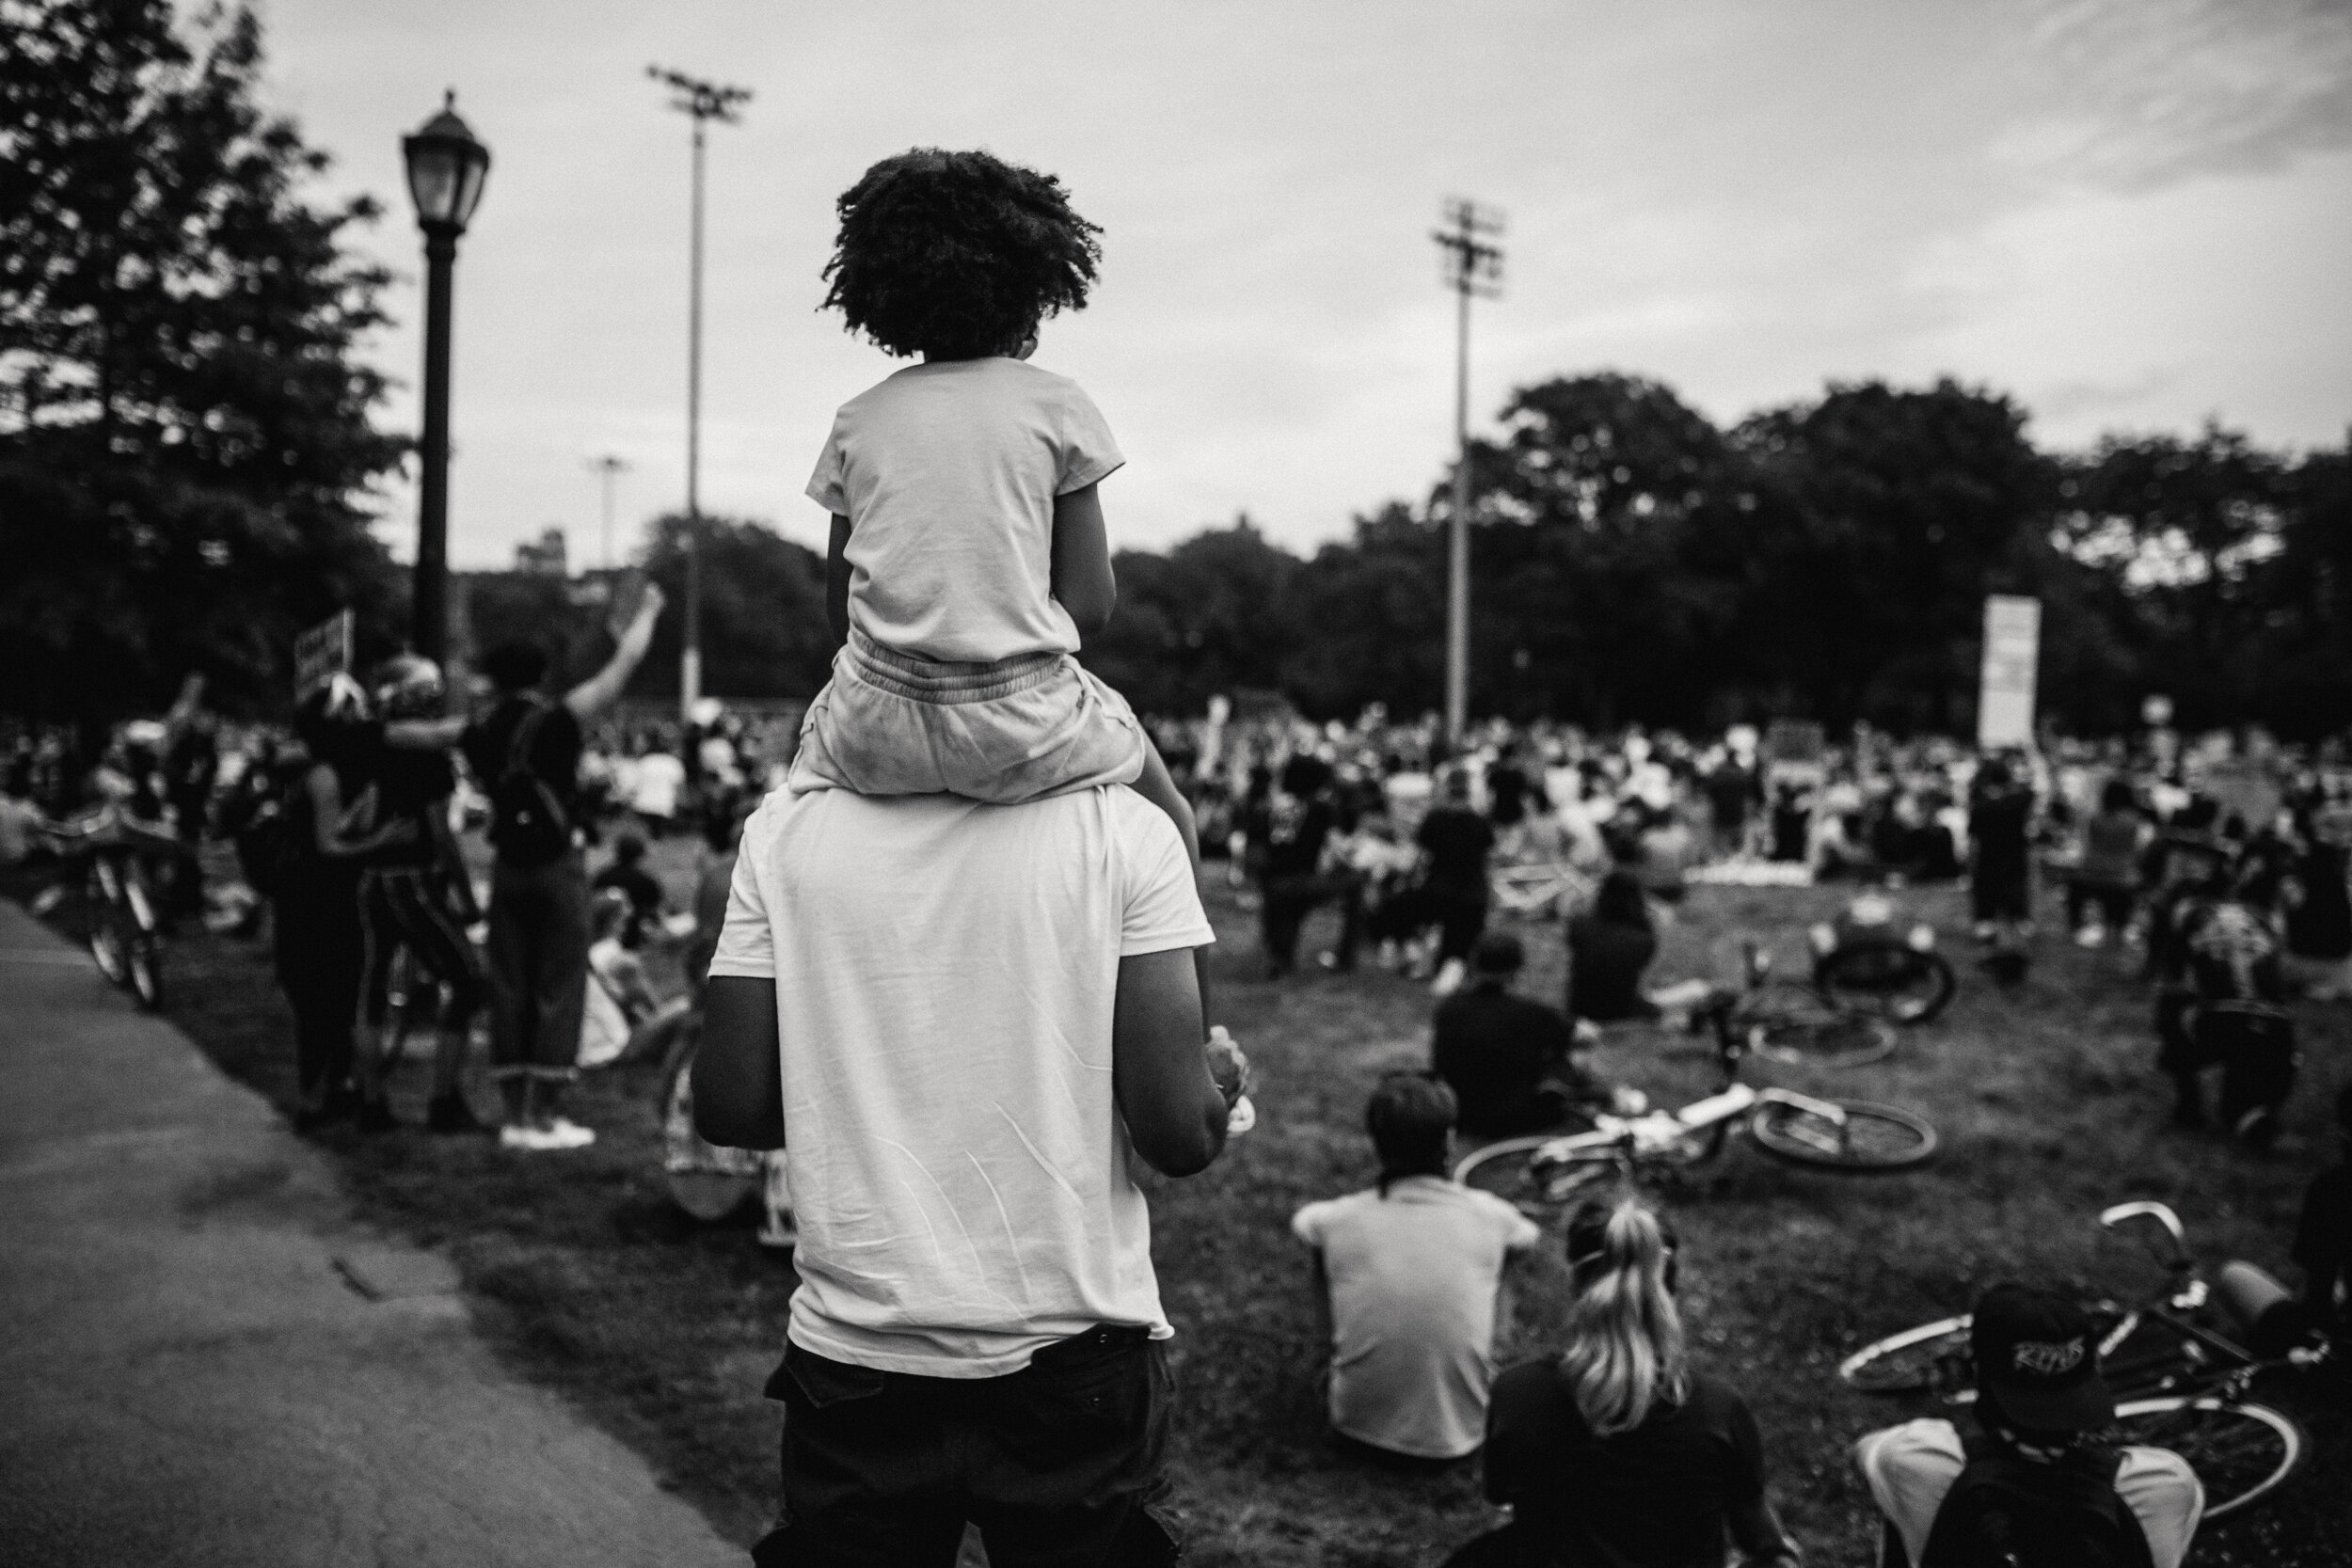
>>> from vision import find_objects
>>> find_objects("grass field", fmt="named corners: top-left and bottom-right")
top-left (16, 842), bottom-right (2348, 1566)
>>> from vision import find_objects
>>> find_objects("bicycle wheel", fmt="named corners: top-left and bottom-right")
top-left (1739, 981), bottom-right (1896, 1069)
top-left (1816, 944), bottom-right (1957, 1025)
top-left (2110, 1396), bottom-right (2307, 1520)
top-left (125, 930), bottom-right (164, 1011)
top-left (1455, 1134), bottom-right (1620, 1210)
top-left (656, 1035), bottom-right (762, 1223)
top-left (86, 868), bottom-right (128, 986)
top-left (1748, 1098), bottom-right (1937, 1170)
top-left (1837, 1315), bottom-right (1974, 1395)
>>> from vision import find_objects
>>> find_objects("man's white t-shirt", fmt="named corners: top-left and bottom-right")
top-left (1854, 1418), bottom-right (2204, 1568)
top-left (1291, 1177), bottom-right (1542, 1459)
top-left (804, 357), bottom-right (1125, 665)
top-left (707, 784), bottom-right (1211, 1376)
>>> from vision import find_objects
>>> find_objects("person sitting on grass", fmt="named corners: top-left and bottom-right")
top-left (1854, 1284), bottom-right (2202, 1567)
top-left (1291, 1073), bottom-right (1541, 1465)
top-left (1433, 931), bottom-right (1624, 1140)
top-left (590, 830), bottom-right (666, 949)
top-left (1565, 869), bottom-right (1715, 1027)
top-left (2292, 1085), bottom-right (2352, 1337)
top-left (1447, 1196), bottom-right (1804, 1568)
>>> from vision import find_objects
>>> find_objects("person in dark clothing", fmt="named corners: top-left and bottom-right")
top-left (1259, 754), bottom-right (1362, 977)
top-left (354, 655), bottom-right (488, 1134)
top-left (591, 831), bottom-right (666, 949)
top-left (1445, 1197), bottom-right (1802, 1568)
top-left (276, 681), bottom-right (414, 1132)
top-left (2292, 1085), bottom-right (2352, 1334)
top-left (2281, 806), bottom-right (2352, 999)
top-left (1418, 768), bottom-right (1496, 995)
top-left (1433, 932), bottom-right (1608, 1140)
top-left (2153, 860), bottom-right (2296, 1146)
top-left (1968, 753), bottom-right (2035, 942)
top-left (394, 587), bottom-right (665, 1151)
top-left (1566, 870), bottom-right (1661, 1024)
top-left (1486, 749), bottom-right (1539, 841)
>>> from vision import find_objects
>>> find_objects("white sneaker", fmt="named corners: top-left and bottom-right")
top-left (2074, 926), bottom-right (2106, 949)
top-left (537, 1117), bottom-right (596, 1150)
top-left (1432, 958), bottom-right (1467, 996)
top-left (499, 1122), bottom-right (550, 1152)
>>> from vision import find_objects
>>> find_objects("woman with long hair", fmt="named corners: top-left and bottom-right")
top-left (1446, 1196), bottom-right (1803, 1567)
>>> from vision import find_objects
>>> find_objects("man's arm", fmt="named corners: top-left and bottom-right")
top-left (565, 584), bottom-right (668, 721)
top-left (826, 514), bottom-right (852, 648)
top-left (1112, 945), bottom-right (1226, 1177)
top-left (692, 974), bottom-right (784, 1148)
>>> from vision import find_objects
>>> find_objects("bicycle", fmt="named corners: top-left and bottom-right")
top-left (1837, 1199), bottom-right (2334, 1520)
top-left (39, 804), bottom-right (174, 1010)
top-left (654, 1019), bottom-right (794, 1247)
top-left (1807, 896), bottom-right (1959, 1025)
top-left (1454, 990), bottom-right (1936, 1210)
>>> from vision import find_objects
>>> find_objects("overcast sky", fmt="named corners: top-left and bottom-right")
top-left (250, 0), bottom-right (2352, 570)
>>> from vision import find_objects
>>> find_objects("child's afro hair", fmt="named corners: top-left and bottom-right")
top-left (820, 148), bottom-right (1103, 360)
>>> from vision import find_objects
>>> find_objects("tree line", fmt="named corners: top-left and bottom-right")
top-left (6, 1), bottom-right (2347, 739)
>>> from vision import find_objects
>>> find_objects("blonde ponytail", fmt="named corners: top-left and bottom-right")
top-left (1558, 1196), bottom-right (1688, 1435)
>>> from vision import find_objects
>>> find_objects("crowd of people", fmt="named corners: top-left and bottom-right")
top-left (7, 140), bottom-right (2347, 1566)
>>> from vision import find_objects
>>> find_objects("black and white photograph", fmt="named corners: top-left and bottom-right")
top-left (3, 1), bottom-right (2349, 1563)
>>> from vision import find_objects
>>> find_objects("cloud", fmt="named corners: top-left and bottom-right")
top-left (1996, 0), bottom-right (2352, 192)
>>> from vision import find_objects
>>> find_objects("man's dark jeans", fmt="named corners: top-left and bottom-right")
top-left (485, 851), bottom-right (589, 1081)
top-left (753, 1326), bottom-right (1179, 1568)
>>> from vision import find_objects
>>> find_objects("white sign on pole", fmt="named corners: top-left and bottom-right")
top-left (294, 609), bottom-right (354, 698)
top-left (1977, 595), bottom-right (2041, 749)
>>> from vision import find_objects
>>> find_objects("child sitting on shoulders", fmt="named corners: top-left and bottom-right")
top-left (793, 147), bottom-right (1216, 1010)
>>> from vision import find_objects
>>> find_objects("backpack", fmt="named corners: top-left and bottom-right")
top-left (486, 702), bottom-right (573, 864)
top-left (1918, 1432), bottom-right (2155, 1568)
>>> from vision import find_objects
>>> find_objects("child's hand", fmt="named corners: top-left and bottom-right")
top-left (1205, 1025), bottom-right (1251, 1111)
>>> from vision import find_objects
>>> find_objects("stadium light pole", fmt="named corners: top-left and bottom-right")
top-left (648, 66), bottom-right (751, 717)
top-left (1431, 198), bottom-right (1503, 752)
top-left (586, 454), bottom-right (629, 572)
top-left (400, 92), bottom-right (492, 665)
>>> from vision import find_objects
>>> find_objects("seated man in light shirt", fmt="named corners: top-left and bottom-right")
top-left (1292, 1073), bottom-right (1540, 1464)
top-left (1855, 1284), bottom-right (2202, 1567)
top-left (691, 781), bottom-right (1245, 1567)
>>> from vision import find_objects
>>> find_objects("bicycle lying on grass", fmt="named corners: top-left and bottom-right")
top-left (1454, 987), bottom-right (1936, 1211)
top-left (1838, 1200), bottom-right (2336, 1520)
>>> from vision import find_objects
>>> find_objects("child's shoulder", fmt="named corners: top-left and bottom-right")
top-left (845, 356), bottom-right (1091, 411)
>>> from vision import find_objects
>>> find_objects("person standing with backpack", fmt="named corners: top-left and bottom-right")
top-left (1854, 1285), bottom-right (2203, 1568)
top-left (433, 588), bottom-right (665, 1150)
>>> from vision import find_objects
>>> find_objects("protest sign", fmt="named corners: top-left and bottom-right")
top-left (1978, 595), bottom-right (2041, 749)
top-left (294, 609), bottom-right (353, 698)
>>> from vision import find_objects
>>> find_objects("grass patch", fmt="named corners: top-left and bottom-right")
top-left (14, 849), bottom-right (2347, 1565)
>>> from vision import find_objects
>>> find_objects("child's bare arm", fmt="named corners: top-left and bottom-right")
top-left (1050, 483), bottom-right (1116, 638)
top-left (826, 514), bottom-right (852, 648)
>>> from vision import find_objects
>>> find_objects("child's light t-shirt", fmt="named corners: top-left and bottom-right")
top-left (805, 357), bottom-right (1124, 665)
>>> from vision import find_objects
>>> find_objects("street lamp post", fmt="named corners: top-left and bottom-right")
top-left (648, 67), bottom-right (750, 717)
top-left (1431, 198), bottom-right (1503, 752)
top-left (400, 92), bottom-right (492, 666)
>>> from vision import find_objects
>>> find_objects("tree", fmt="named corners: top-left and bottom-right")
top-left (0, 0), bottom-right (405, 723)
top-left (1731, 380), bottom-right (2058, 730)
top-left (1086, 516), bottom-right (1301, 715)
top-left (2059, 425), bottom-right (2290, 728)
top-left (634, 515), bottom-right (834, 701)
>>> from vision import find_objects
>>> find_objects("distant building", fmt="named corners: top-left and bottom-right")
top-left (516, 527), bottom-right (568, 577)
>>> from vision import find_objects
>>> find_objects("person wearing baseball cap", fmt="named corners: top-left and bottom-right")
top-left (1854, 1285), bottom-right (2204, 1567)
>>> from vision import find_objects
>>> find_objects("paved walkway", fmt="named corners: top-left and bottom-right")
top-left (0, 899), bottom-right (744, 1567)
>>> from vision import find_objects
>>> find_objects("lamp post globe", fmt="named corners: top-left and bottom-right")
top-left (401, 93), bottom-right (490, 666)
